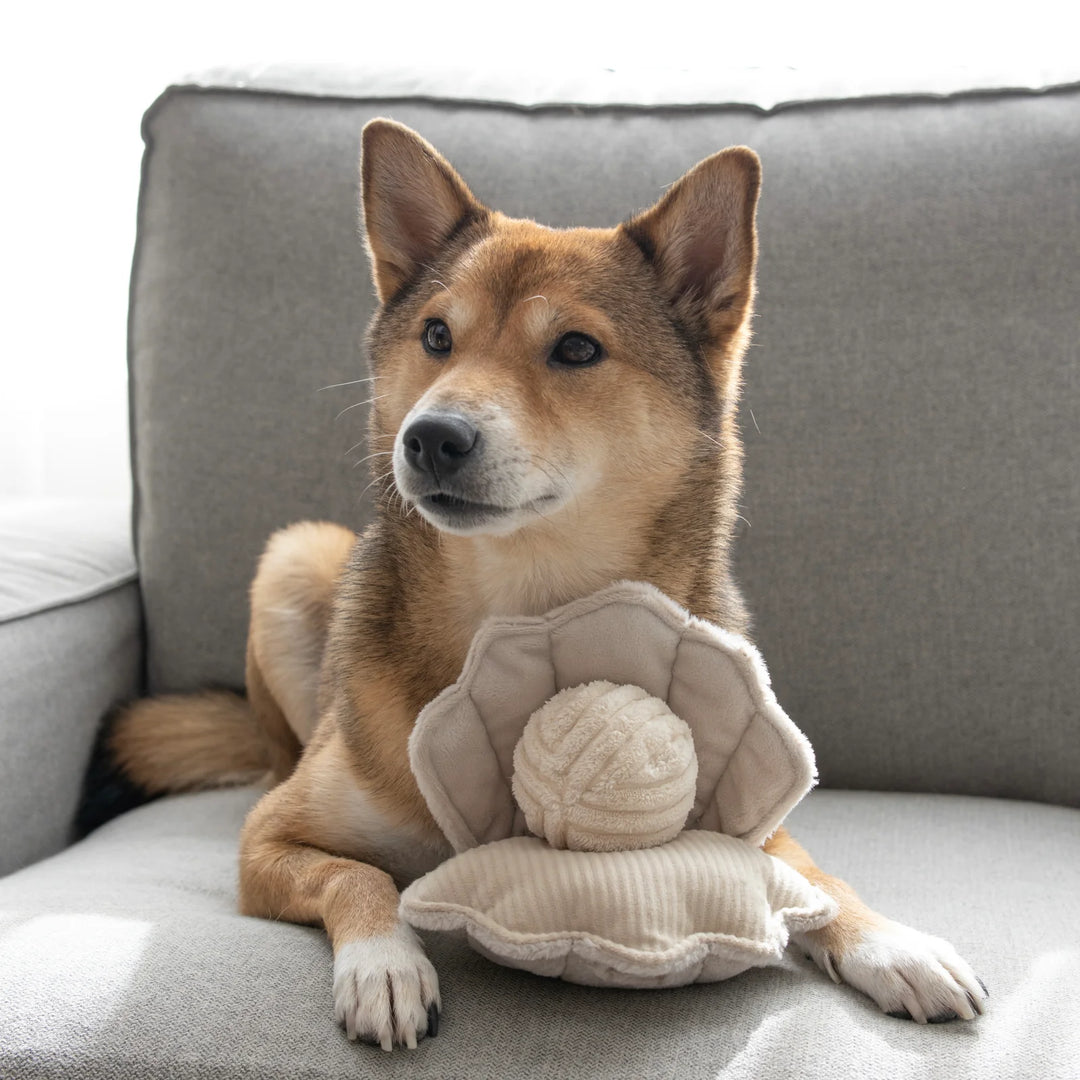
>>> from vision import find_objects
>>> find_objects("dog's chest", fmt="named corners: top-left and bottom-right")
top-left (331, 775), bottom-right (453, 884)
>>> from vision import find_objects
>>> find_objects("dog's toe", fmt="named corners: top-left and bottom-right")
top-left (807, 920), bottom-right (987, 1024)
top-left (333, 923), bottom-right (440, 1050)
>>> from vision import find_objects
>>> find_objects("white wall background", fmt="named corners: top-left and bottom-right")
top-left (1, 1), bottom-right (1076, 504)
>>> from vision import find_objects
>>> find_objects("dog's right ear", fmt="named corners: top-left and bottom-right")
top-left (361, 120), bottom-right (485, 303)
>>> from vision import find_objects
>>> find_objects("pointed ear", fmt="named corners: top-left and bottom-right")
top-left (360, 119), bottom-right (485, 303)
top-left (621, 147), bottom-right (761, 350)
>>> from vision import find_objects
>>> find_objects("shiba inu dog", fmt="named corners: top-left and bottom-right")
top-left (110, 119), bottom-right (987, 1050)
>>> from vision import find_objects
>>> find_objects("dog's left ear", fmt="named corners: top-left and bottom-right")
top-left (621, 147), bottom-right (761, 353)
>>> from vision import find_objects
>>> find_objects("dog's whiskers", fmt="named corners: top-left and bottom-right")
top-left (421, 263), bottom-right (451, 294)
top-left (534, 466), bottom-right (559, 496)
top-left (359, 467), bottom-right (396, 501)
top-left (531, 499), bottom-right (555, 524)
top-left (316, 375), bottom-right (382, 392)
top-left (697, 428), bottom-right (724, 450)
top-left (386, 482), bottom-right (417, 521)
top-left (335, 394), bottom-right (389, 421)
top-left (349, 449), bottom-right (395, 468)
top-left (534, 454), bottom-right (571, 488)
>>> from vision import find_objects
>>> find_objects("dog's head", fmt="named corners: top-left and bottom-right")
top-left (360, 120), bottom-right (760, 543)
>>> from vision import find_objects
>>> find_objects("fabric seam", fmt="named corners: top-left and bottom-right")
top-left (0, 571), bottom-right (139, 627)
top-left (153, 78), bottom-right (1080, 120)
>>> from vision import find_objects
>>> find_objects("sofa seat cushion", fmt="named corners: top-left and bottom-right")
top-left (0, 788), bottom-right (1076, 1079)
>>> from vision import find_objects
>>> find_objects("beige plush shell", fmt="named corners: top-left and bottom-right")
top-left (409, 581), bottom-right (818, 854)
top-left (511, 682), bottom-right (698, 851)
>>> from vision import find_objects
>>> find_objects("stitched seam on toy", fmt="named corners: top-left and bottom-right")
top-left (403, 899), bottom-right (784, 960)
top-left (411, 687), bottom-right (484, 851)
top-left (465, 684), bottom-right (516, 839)
top-left (718, 706), bottom-right (758, 836)
top-left (713, 635), bottom-right (815, 842)
top-left (548, 592), bottom-right (684, 688)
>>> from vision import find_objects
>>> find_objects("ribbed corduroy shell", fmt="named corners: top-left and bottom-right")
top-left (400, 830), bottom-right (837, 988)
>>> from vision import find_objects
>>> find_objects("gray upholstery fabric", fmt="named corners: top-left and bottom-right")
top-left (1, 787), bottom-right (1076, 1079)
top-left (739, 92), bottom-right (1080, 808)
top-left (0, 500), bottom-right (141, 876)
top-left (130, 80), bottom-right (1080, 805)
top-left (0, 500), bottom-right (136, 622)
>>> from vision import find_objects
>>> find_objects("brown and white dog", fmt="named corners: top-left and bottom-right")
top-left (110, 119), bottom-right (987, 1050)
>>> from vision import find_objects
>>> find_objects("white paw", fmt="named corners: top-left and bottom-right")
top-left (332, 922), bottom-right (441, 1050)
top-left (801, 920), bottom-right (988, 1023)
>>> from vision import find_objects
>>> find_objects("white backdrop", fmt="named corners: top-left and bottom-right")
top-left (1, 1), bottom-right (1075, 503)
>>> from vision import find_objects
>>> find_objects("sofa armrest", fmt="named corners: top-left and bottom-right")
top-left (0, 499), bottom-right (141, 876)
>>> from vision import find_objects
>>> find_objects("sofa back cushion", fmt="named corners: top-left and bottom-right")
top-left (129, 74), bottom-right (1080, 806)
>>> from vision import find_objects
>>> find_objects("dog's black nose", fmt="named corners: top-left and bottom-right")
top-left (402, 412), bottom-right (479, 478)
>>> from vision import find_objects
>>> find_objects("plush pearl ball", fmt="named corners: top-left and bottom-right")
top-left (511, 681), bottom-right (698, 852)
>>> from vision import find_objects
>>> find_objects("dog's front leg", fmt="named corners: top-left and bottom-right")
top-left (239, 777), bottom-right (439, 1051)
top-left (765, 827), bottom-right (987, 1023)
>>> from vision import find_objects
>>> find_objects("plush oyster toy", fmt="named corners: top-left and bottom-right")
top-left (400, 582), bottom-right (838, 989)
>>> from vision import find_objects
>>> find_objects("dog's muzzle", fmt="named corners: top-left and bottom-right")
top-left (396, 409), bottom-right (505, 532)
top-left (401, 411), bottom-right (479, 481)
top-left (394, 406), bottom-right (567, 536)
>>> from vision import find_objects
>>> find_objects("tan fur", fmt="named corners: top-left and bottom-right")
top-left (241, 123), bottom-right (763, 1045)
top-left (110, 691), bottom-right (269, 794)
top-left (113, 119), bottom-right (984, 1044)
top-left (763, 826), bottom-right (887, 960)
top-left (246, 519), bottom-right (356, 776)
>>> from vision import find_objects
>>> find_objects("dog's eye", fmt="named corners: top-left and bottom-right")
top-left (423, 319), bottom-right (453, 356)
top-left (551, 332), bottom-right (602, 368)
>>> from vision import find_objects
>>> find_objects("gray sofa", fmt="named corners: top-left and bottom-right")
top-left (2, 68), bottom-right (1078, 1079)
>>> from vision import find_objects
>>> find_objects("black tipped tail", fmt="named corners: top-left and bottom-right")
top-left (76, 690), bottom-right (270, 835)
top-left (76, 705), bottom-right (160, 837)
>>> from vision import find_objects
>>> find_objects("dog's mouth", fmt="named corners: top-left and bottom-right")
top-left (420, 493), bottom-right (510, 517)
top-left (416, 494), bottom-right (509, 522)
top-left (413, 490), bottom-right (561, 535)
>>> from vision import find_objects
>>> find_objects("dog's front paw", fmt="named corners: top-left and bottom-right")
top-left (332, 922), bottom-right (441, 1050)
top-left (803, 920), bottom-right (988, 1024)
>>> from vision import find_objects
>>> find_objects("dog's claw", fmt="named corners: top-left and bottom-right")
top-left (428, 1002), bottom-right (440, 1037)
top-left (928, 1011), bottom-right (959, 1024)
top-left (333, 926), bottom-right (441, 1051)
top-left (822, 950), bottom-right (841, 984)
top-left (800, 920), bottom-right (987, 1024)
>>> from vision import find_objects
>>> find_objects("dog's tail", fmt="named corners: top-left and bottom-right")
top-left (77, 691), bottom-right (270, 835)
top-left (110, 691), bottom-right (271, 794)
